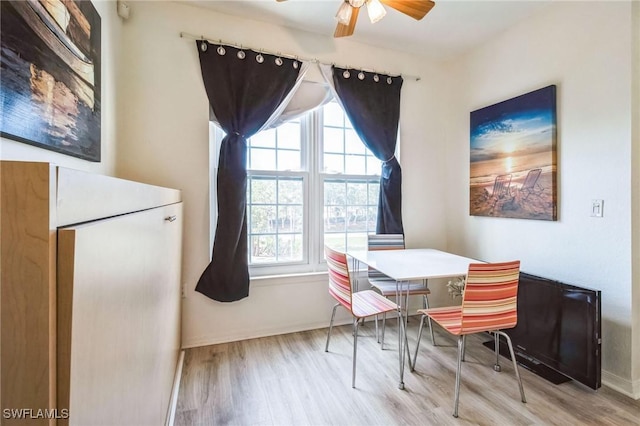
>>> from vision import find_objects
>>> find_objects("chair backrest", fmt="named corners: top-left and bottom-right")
top-left (492, 174), bottom-right (512, 198)
top-left (521, 168), bottom-right (542, 191)
top-left (367, 234), bottom-right (405, 251)
top-left (460, 261), bottom-right (521, 334)
top-left (325, 245), bottom-right (353, 311)
top-left (367, 234), bottom-right (404, 281)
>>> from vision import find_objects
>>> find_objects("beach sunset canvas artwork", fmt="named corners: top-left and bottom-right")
top-left (470, 85), bottom-right (557, 220)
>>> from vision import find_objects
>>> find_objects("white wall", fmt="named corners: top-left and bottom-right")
top-left (0, 0), bottom-right (121, 175)
top-left (443, 1), bottom-right (637, 396)
top-left (115, 1), bottom-right (448, 348)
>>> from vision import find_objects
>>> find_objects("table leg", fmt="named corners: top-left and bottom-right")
top-left (396, 279), bottom-right (410, 389)
top-left (397, 307), bottom-right (404, 389)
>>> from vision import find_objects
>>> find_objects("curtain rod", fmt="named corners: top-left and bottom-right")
top-left (179, 31), bottom-right (421, 82)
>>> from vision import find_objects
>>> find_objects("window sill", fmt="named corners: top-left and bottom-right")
top-left (250, 271), bottom-right (328, 288)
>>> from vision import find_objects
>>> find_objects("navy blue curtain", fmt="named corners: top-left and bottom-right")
top-left (331, 67), bottom-right (404, 234)
top-left (195, 41), bottom-right (302, 302)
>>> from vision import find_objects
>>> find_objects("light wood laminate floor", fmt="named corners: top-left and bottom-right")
top-left (175, 319), bottom-right (640, 425)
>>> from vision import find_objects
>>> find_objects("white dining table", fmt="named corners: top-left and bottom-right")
top-left (347, 248), bottom-right (481, 389)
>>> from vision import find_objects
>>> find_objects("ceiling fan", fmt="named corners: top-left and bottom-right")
top-left (277, 0), bottom-right (435, 38)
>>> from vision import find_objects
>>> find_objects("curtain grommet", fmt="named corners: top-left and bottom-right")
top-left (293, 61), bottom-right (299, 69)
top-left (343, 70), bottom-right (350, 79)
top-left (358, 71), bottom-right (365, 80)
top-left (373, 74), bottom-right (380, 82)
top-left (216, 45), bottom-right (225, 55)
top-left (256, 53), bottom-right (264, 63)
top-left (237, 50), bottom-right (246, 59)
top-left (200, 41), bottom-right (208, 52)
top-left (387, 77), bottom-right (393, 84)
top-left (275, 57), bottom-right (283, 66)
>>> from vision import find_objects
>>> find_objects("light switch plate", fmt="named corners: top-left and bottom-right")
top-left (591, 199), bottom-right (604, 218)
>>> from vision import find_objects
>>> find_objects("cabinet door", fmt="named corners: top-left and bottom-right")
top-left (57, 202), bottom-right (182, 426)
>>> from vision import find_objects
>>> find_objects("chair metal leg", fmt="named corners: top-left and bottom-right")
top-left (423, 294), bottom-right (435, 346)
top-left (325, 303), bottom-right (339, 352)
top-left (453, 335), bottom-right (464, 418)
top-left (381, 312), bottom-right (386, 349)
top-left (352, 318), bottom-right (359, 388)
top-left (461, 335), bottom-right (466, 362)
top-left (493, 332), bottom-right (502, 372)
top-left (497, 331), bottom-right (527, 403)
top-left (375, 314), bottom-right (380, 343)
top-left (411, 294), bottom-right (434, 372)
top-left (381, 292), bottom-right (402, 349)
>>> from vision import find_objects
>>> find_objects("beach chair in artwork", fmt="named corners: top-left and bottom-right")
top-left (489, 174), bottom-right (512, 214)
top-left (519, 168), bottom-right (543, 201)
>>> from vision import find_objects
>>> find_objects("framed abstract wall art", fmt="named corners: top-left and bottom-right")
top-left (470, 85), bottom-right (557, 221)
top-left (1, 0), bottom-right (101, 161)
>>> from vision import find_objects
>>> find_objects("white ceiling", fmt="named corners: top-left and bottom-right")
top-left (182, 0), bottom-right (554, 60)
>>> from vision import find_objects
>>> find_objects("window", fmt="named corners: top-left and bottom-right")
top-left (321, 102), bottom-right (381, 253)
top-left (246, 119), bottom-right (306, 265)
top-left (212, 101), bottom-right (384, 275)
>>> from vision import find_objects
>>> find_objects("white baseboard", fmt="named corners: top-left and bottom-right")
top-left (182, 318), bottom-right (354, 349)
top-left (165, 350), bottom-right (185, 426)
top-left (601, 370), bottom-right (640, 400)
top-left (182, 310), bottom-right (415, 350)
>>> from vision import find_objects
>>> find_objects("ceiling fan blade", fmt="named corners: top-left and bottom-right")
top-left (379, 0), bottom-right (435, 20)
top-left (334, 5), bottom-right (359, 38)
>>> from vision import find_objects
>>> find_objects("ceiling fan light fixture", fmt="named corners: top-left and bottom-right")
top-left (366, 0), bottom-right (386, 24)
top-left (335, 1), bottom-right (353, 25)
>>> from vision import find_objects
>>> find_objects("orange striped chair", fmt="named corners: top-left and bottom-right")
top-left (324, 245), bottom-right (399, 388)
top-left (412, 261), bottom-right (526, 418)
